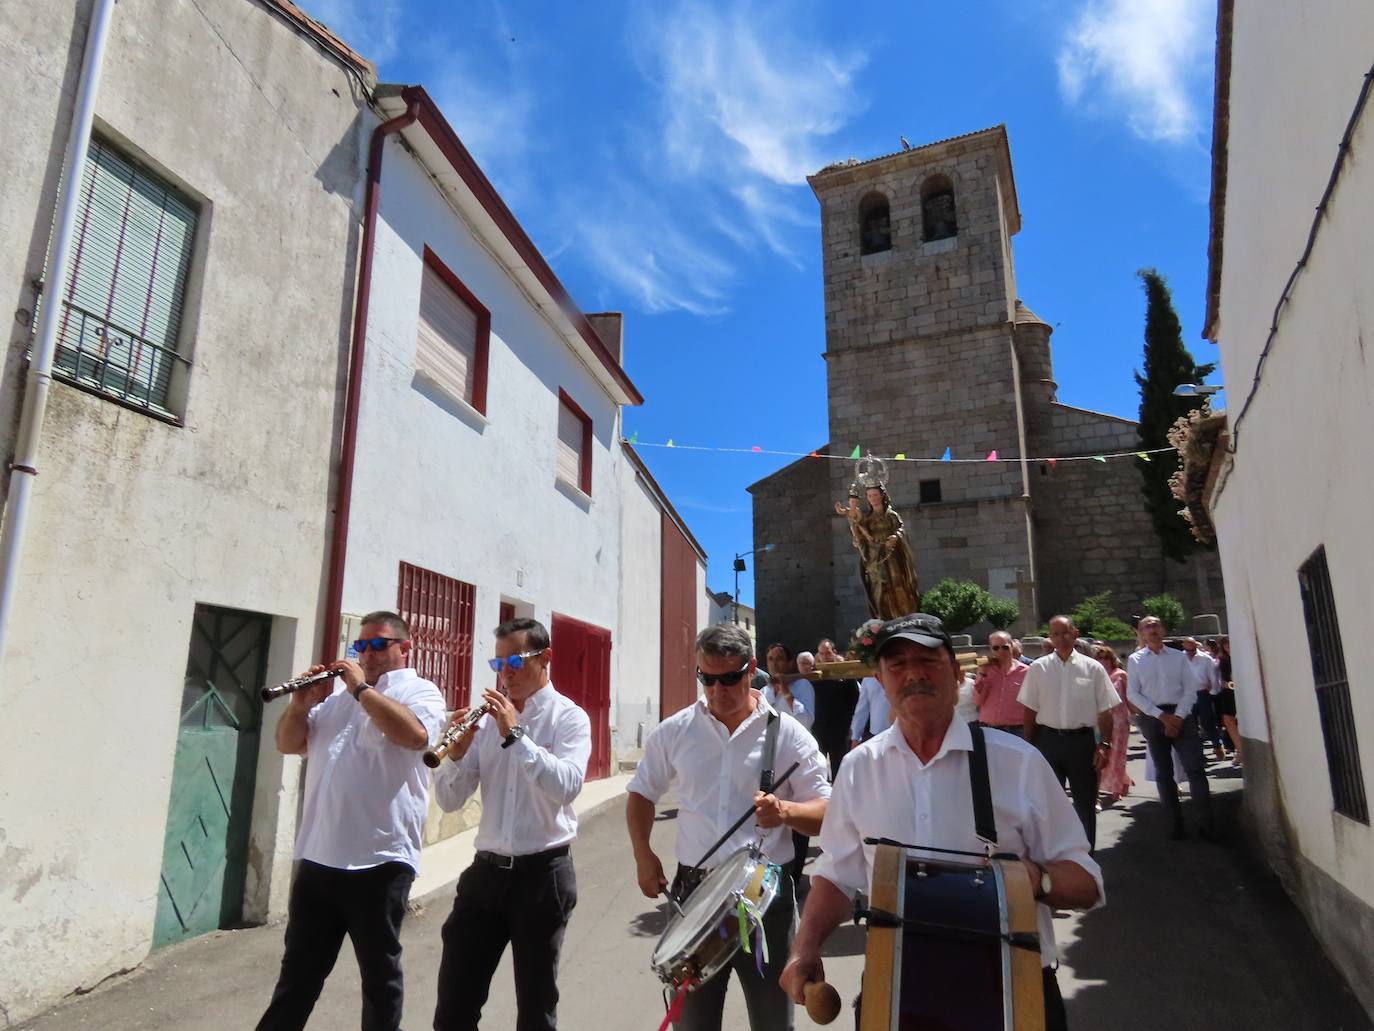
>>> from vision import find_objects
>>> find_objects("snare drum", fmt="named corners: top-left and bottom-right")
top-left (860, 844), bottom-right (1044, 1031)
top-left (650, 843), bottom-right (782, 991)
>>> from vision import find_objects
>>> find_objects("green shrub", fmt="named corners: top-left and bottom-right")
top-left (984, 597), bottom-right (1020, 630)
top-left (922, 579), bottom-right (992, 633)
top-left (1062, 591), bottom-right (1135, 640)
top-left (1142, 593), bottom-right (1185, 632)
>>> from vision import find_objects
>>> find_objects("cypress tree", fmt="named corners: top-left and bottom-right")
top-left (1134, 269), bottom-right (1215, 561)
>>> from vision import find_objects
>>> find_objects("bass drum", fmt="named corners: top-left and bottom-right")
top-left (860, 844), bottom-right (1044, 1031)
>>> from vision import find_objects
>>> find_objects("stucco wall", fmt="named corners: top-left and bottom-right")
top-left (617, 470), bottom-right (664, 751)
top-left (0, 0), bottom-right (367, 1021)
top-left (1209, 2), bottom-right (1374, 1015)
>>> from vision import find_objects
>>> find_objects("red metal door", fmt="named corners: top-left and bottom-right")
top-left (660, 512), bottom-right (699, 718)
top-left (550, 613), bottom-right (612, 780)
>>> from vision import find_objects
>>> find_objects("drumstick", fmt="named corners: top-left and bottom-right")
top-left (659, 888), bottom-right (686, 917)
top-left (803, 981), bottom-right (842, 1024)
top-left (688, 761), bottom-right (802, 871)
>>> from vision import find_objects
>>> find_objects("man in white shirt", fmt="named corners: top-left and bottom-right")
top-left (627, 623), bottom-right (831, 1031)
top-left (257, 611), bottom-right (447, 1031)
top-left (430, 617), bottom-right (590, 1031)
top-left (1127, 617), bottom-right (1215, 840)
top-left (1017, 616), bottom-right (1119, 851)
top-left (1183, 637), bottom-right (1227, 761)
top-left (780, 613), bottom-right (1102, 1031)
top-left (849, 674), bottom-right (890, 745)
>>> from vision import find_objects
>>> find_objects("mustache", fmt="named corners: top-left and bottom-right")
top-left (897, 678), bottom-right (940, 697)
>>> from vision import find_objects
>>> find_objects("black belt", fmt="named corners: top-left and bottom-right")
top-left (1157, 704), bottom-right (1178, 715)
top-left (475, 844), bottom-right (570, 870)
top-left (1035, 725), bottom-right (1094, 735)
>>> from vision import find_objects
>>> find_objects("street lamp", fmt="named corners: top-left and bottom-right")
top-left (733, 544), bottom-right (774, 624)
top-left (1172, 383), bottom-right (1222, 397)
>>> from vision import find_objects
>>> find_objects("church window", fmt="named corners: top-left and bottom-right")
top-left (919, 479), bottom-right (942, 504)
top-left (921, 175), bottom-right (958, 241)
top-left (858, 192), bottom-right (891, 255)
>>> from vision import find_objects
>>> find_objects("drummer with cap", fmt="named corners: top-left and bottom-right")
top-left (779, 614), bottom-right (1104, 1031)
top-left (627, 622), bottom-right (831, 1031)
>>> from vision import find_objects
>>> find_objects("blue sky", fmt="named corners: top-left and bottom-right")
top-left (307, 0), bottom-right (1221, 607)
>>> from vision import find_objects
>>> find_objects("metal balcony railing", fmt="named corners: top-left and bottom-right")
top-left (53, 301), bottom-right (189, 417)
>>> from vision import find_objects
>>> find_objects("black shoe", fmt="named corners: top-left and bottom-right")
top-left (1170, 824), bottom-right (1188, 841)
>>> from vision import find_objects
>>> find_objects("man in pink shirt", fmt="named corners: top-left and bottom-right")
top-left (973, 630), bottom-right (1029, 736)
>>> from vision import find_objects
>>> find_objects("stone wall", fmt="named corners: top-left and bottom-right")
top-left (748, 448), bottom-right (837, 656)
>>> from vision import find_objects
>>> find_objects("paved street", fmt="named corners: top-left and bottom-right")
top-left (19, 736), bottom-right (1373, 1030)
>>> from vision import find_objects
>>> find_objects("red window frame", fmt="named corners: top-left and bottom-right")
top-left (396, 560), bottom-right (476, 709)
top-left (421, 245), bottom-right (491, 415)
top-left (557, 388), bottom-right (593, 496)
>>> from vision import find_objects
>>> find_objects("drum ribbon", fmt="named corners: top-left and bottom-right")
top-left (657, 979), bottom-right (693, 1031)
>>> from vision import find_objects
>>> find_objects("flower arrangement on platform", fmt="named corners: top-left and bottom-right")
top-left (846, 618), bottom-right (886, 665)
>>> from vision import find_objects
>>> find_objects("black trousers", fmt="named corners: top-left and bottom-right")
top-left (433, 850), bottom-right (577, 1031)
top-left (1032, 727), bottom-right (1099, 851)
top-left (256, 859), bottom-right (414, 1031)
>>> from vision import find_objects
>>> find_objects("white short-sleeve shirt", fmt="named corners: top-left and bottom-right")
top-left (812, 718), bottom-right (1104, 965)
top-left (1017, 651), bottom-right (1119, 729)
top-left (627, 693), bottom-right (831, 869)
top-left (296, 667), bottom-right (447, 872)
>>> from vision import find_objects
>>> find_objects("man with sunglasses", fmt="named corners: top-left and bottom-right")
top-left (431, 617), bottom-right (591, 1031)
top-left (972, 630), bottom-right (1029, 736)
top-left (626, 623), bottom-right (831, 1031)
top-left (257, 612), bottom-right (446, 1031)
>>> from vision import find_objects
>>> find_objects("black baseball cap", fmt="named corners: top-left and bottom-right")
top-left (873, 613), bottom-right (954, 658)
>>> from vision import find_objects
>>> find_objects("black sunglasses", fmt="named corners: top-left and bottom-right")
top-left (696, 664), bottom-right (751, 688)
top-left (353, 636), bottom-right (403, 653)
top-left (989, 645), bottom-right (1011, 651)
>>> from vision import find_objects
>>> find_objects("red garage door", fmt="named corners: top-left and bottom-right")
top-left (660, 511), bottom-right (699, 719)
top-left (550, 613), bottom-right (612, 780)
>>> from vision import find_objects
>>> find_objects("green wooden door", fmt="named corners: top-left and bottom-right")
top-left (153, 606), bottom-right (270, 948)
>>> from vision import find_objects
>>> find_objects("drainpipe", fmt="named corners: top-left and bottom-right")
top-left (318, 96), bottom-right (420, 663)
top-left (0, 0), bottom-right (117, 666)
top-left (1007, 322), bottom-right (1038, 620)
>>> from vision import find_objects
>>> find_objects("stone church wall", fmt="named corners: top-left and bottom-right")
top-left (748, 449), bottom-right (837, 656)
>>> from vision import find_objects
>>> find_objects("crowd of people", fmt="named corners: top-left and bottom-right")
top-left (254, 604), bottom-right (1239, 1031)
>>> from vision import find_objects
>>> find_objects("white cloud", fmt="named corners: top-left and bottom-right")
top-left (570, 1), bottom-right (865, 313)
top-left (571, 184), bottom-right (736, 317)
top-left (1056, 0), bottom-right (1212, 144)
top-left (302, 0), bottom-right (402, 64)
top-left (646, 3), bottom-right (866, 185)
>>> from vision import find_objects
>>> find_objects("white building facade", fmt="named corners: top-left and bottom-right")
top-left (1201, 1), bottom-right (1374, 1015)
top-left (0, 0), bottom-right (371, 1022)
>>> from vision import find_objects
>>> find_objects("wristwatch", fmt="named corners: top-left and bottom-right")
top-left (501, 725), bottom-right (526, 749)
top-left (1033, 863), bottom-right (1052, 901)
top-left (351, 682), bottom-right (373, 701)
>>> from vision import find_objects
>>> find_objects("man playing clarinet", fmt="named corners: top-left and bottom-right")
top-left (256, 611), bottom-right (447, 1031)
top-left (431, 617), bottom-right (591, 1031)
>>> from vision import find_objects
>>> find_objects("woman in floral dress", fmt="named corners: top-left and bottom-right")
top-left (1095, 645), bottom-right (1134, 805)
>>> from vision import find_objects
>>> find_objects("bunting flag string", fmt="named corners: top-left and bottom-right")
top-left (620, 437), bottom-right (1178, 465)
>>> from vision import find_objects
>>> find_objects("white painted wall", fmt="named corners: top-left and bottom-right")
top-left (346, 137), bottom-right (624, 668)
top-left (0, 0), bottom-right (365, 1021)
top-left (616, 469), bottom-right (664, 751)
top-left (1210, 4), bottom-right (1374, 905)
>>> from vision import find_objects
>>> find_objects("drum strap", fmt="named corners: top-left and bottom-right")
top-left (759, 711), bottom-right (780, 793)
top-left (968, 722), bottom-right (998, 847)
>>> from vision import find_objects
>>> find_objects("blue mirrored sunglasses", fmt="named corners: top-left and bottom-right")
top-left (488, 649), bottom-right (546, 672)
top-left (353, 636), bottom-right (403, 653)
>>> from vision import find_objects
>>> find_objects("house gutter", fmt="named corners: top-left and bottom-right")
top-left (0, 0), bottom-right (117, 666)
top-left (319, 97), bottom-right (420, 662)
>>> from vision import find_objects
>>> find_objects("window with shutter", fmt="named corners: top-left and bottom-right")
top-left (50, 137), bottom-right (197, 417)
top-left (415, 248), bottom-right (490, 414)
top-left (556, 390), bottom-right (592, 496)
